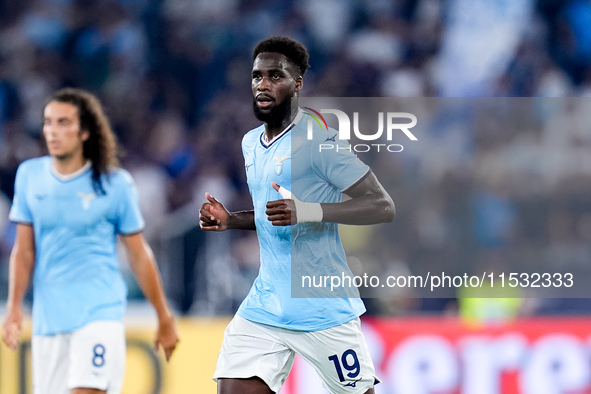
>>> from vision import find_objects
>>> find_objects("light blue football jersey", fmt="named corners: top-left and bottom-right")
top-left (237, 109), bottom-right (370, 331)
top-left (9, 157), bottom-right (144, 335)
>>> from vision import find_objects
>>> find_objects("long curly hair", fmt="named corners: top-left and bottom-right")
top-left (45, 88), bottom-right (120, 194)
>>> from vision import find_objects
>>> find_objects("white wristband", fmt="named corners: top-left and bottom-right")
top-left (277, 186), bottom-right (323, 223)
top-left (294, 200), bottom-right (323, 223)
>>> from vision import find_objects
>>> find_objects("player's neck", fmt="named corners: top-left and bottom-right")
top-left (51, 153), bottom-right (88, 176)
top-left (264, 105), bottom-right (299, 140)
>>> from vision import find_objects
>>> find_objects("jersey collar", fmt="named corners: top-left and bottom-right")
top-left (260, 108), bottom-right (303, 148)
top-left (51, 160), bottom-right (92, 181)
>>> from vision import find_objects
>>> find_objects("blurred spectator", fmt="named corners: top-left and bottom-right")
top-left (1, 0), bottom-right (591, 318)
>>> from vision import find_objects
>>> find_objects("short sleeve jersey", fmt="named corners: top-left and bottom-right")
top-left (237, 109), bottom-right (370, 331)
top-left (9, 157), bottom-right (144, 335)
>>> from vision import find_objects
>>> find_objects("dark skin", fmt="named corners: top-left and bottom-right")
top-left (201, 51), bottom-right (391, 394)
top-left (252, 52), bottom-right (302, 140)
top-left (217, 377), bottom-right (274, 394)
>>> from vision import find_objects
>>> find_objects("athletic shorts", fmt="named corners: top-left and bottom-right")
top-left (213, 315), bottom-right (378, 394)
top-left (32, 321), bottom-right (126, 394)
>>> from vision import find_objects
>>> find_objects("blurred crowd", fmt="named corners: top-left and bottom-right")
top-left (1, 0), bottom-right (591, 319)
top-left (345, 97), bottom-right (591, 321)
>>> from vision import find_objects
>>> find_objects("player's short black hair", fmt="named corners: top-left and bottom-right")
top-left (253, 36), bottom-right (310, 76)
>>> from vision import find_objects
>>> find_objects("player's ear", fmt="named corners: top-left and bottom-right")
top-left (295, 76), bottom-right (303, 93)
top-left (80, 130), bottom-right (90, 142)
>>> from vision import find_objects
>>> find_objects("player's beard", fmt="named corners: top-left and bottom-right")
top-left (253, 96), bottom-right (294, 128)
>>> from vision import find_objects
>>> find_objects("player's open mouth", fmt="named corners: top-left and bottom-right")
top-left (256, 95), bottom-right (274, 108)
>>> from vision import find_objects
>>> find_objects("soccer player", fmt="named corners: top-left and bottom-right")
top-left (1, 88), bottom-right (179, 394)
top-left (200, 36), bottom-right (395, 394)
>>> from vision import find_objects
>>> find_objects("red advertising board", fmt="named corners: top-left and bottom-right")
top-left (282, 317), bottom-right (591, 394)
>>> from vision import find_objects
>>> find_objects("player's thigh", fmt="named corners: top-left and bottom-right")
top-left (214, 316), bottom-right (295, 393)
top-left (217, 377), bottom-right (274, 394)
top-left (69, 321), bottom-right (126, 394)
top-left (290, 318), bottom-right (378, 394)
top-left (71, 389), bottom-right (106, 394)
top-left (32, 333), bottom-right (71, 394)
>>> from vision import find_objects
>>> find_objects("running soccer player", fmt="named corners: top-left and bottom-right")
top-left (200, 36), bottom-right (394, 394)
top-left (1, 88), bottom-right (179, 394)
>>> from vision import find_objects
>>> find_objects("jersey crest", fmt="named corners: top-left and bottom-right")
top-left (273, 155), bottom-right (290, 175)
top-left (77, 192), bottom-right (97, 210)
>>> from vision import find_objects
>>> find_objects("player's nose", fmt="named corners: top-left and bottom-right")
top-left (43, 124), bottom-right (56, 137)
top-left (257, 76), bottom-right (271, 91)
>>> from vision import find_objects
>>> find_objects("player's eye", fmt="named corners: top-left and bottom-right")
top-left (271, 73), bottom-right (281, 80)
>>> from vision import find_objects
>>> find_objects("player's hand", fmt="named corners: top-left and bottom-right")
top-left (199, 192), bottom-right (230, 231)
top-left (1, 308), bottom-right (23, 351)
top-left (154, 315), bottom-right (179, 362)
top-left (266, 181), bottom-right (297, 226)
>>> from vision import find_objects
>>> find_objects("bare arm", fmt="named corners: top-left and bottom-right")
top-left (199, 192), bottom-right (256, 231)
top-left (322, 172), bottom-right (395, 224)
top-left (120, 233), bottom-right (179, 361)
top-left (2, 223), bottom-right (36, 350)
top-left (266, 173), bottom-right (395, 226)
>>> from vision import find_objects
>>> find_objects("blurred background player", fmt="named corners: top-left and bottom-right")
top-left (200, 36), bottom-right (394, 394)
top-left (1, 88), bottom-right (179, 394)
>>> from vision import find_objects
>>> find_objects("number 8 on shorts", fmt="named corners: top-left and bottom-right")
top-left (93, 344), bottom-right (106, 367)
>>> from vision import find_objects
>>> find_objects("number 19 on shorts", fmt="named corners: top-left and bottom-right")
top-left (328, 349), bottom-right (360, 382)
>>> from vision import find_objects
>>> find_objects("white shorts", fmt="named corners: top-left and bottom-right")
top-left (213, 315), bottom-right (378, 394)
top-left (32, 321), bottom-right (126, 394)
